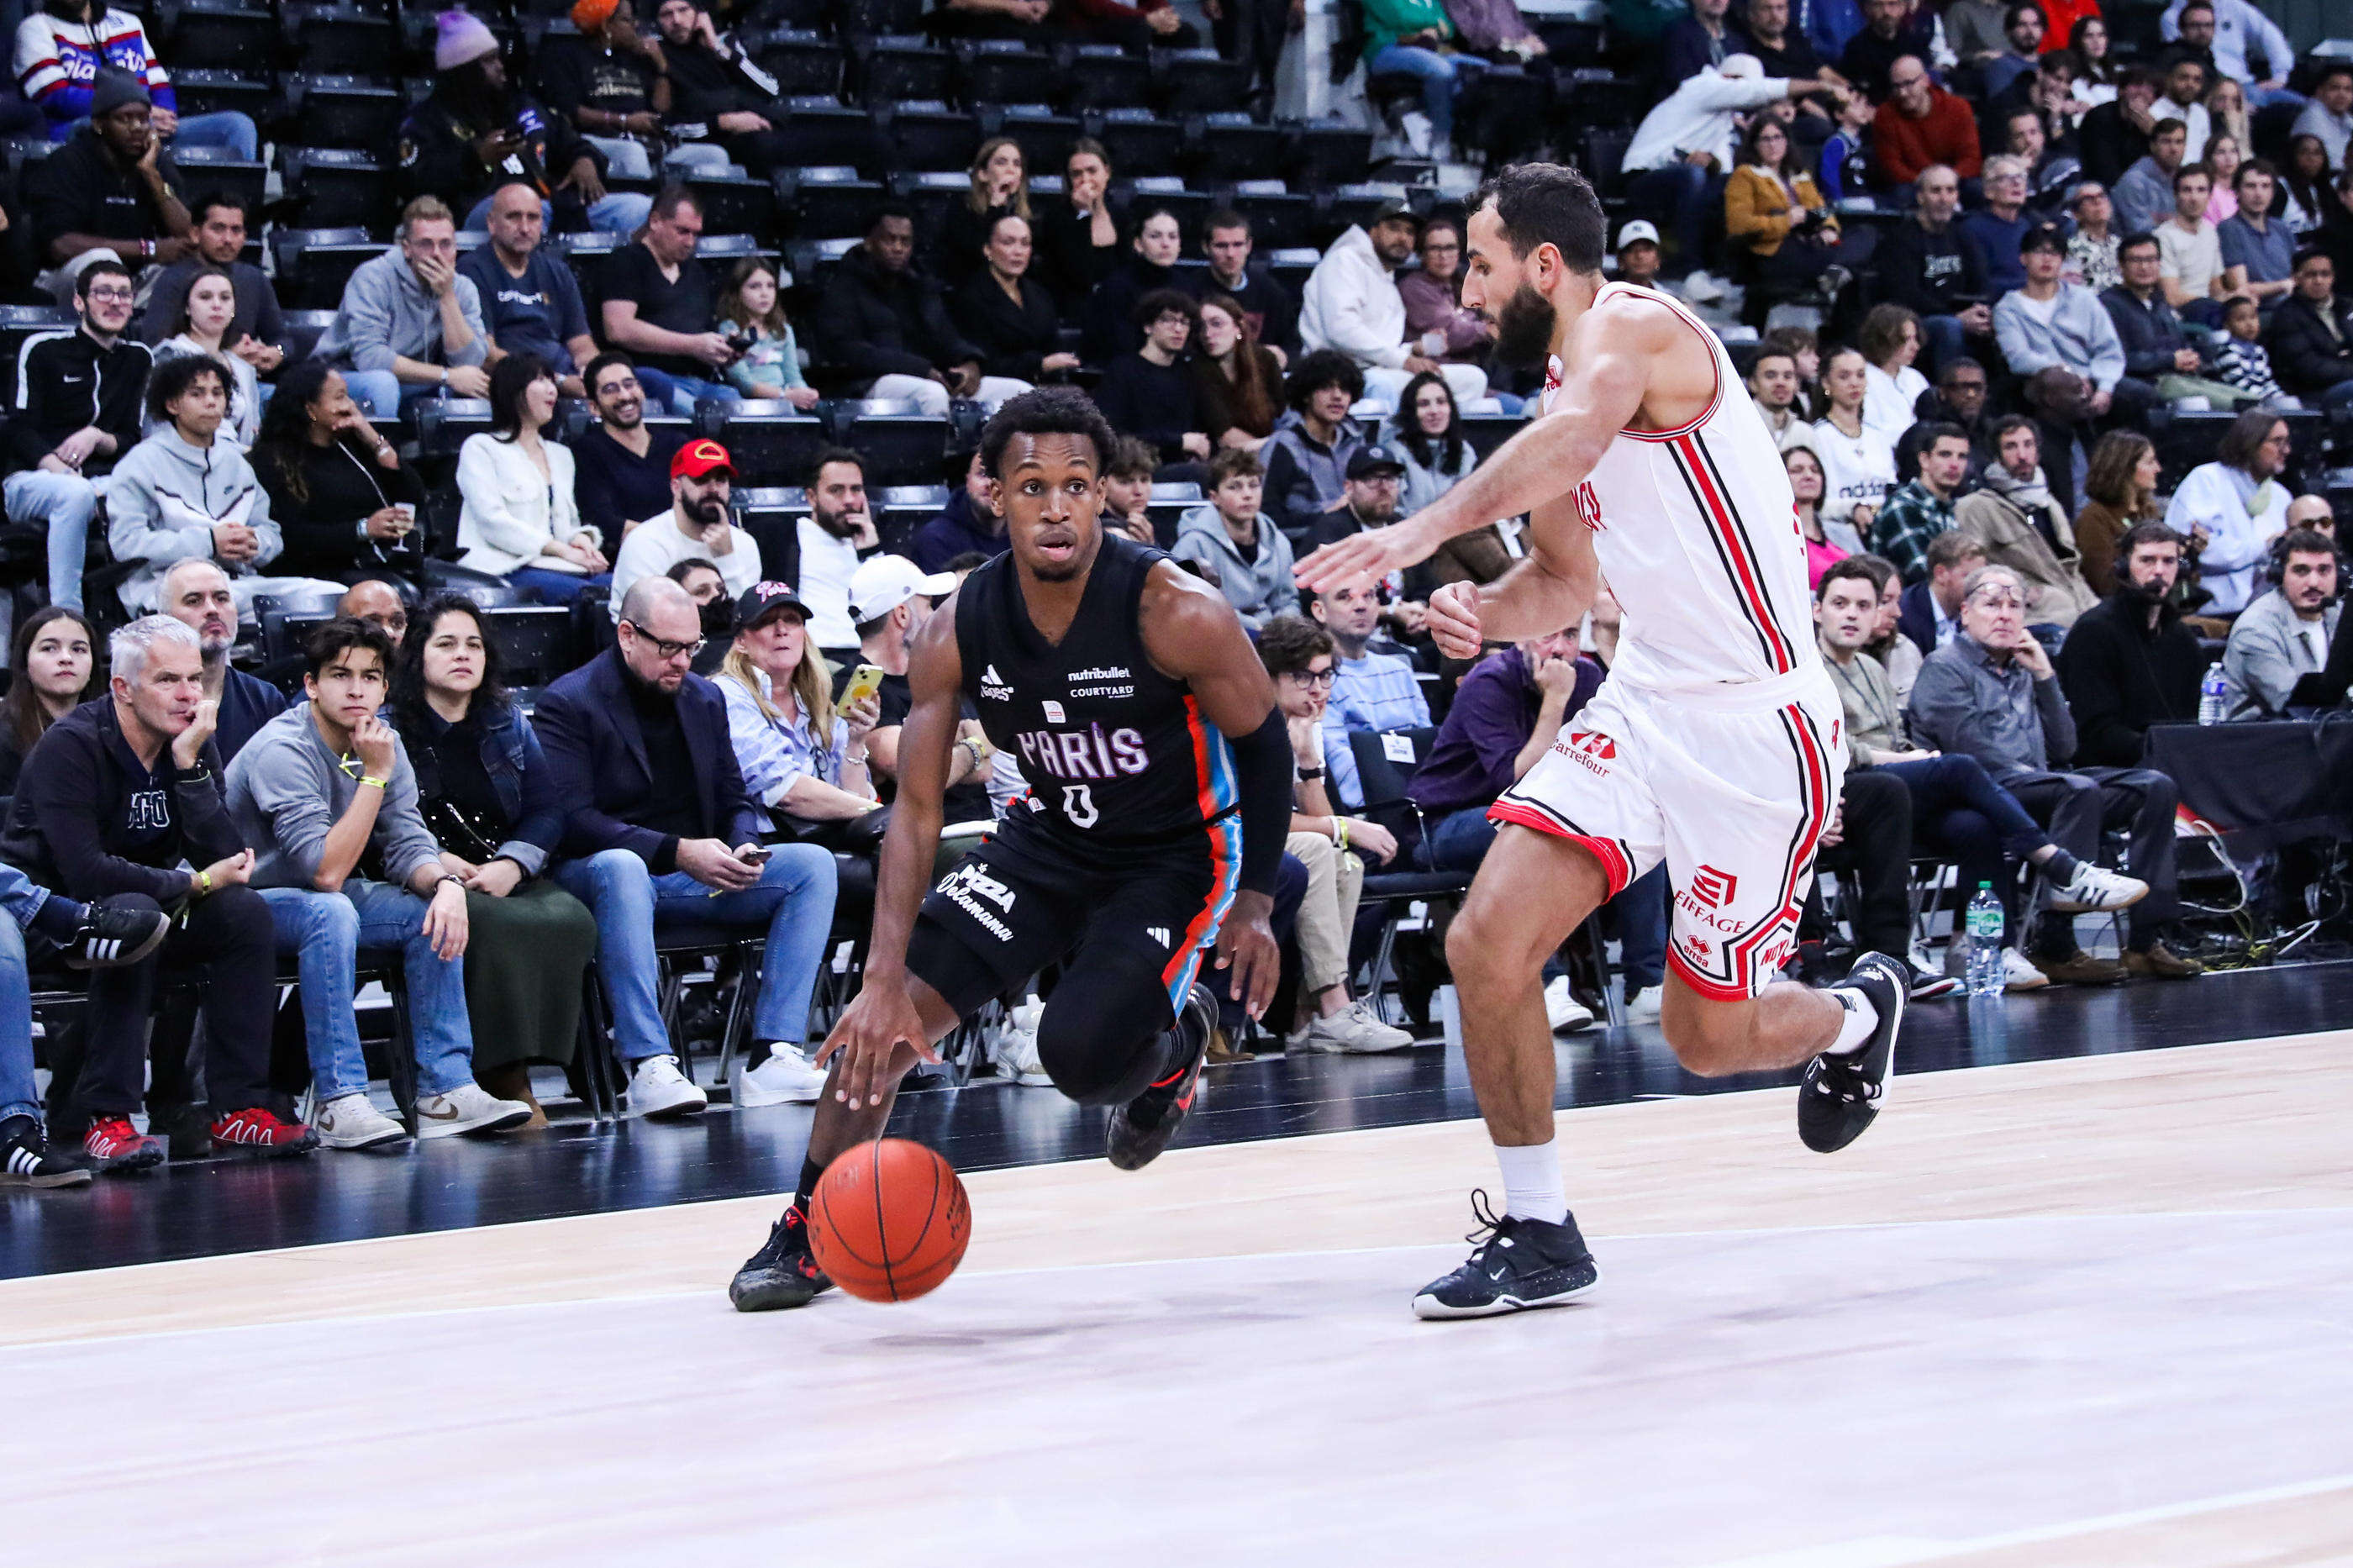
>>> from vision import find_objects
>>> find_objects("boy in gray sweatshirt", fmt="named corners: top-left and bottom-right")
top-left (106, 354), bottom-right (344, 614)
top-left (225, 618), bottom-right (529, 1150)
top-left (1170, 448), bottom-right (1298, 629)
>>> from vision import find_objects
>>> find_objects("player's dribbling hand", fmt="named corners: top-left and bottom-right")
top-left (1427, 581), bottom-right (1484, 660)
top-left (1212, 891), bottom-right (1280, 1018)
top-left (817, 984), bottom-right (940, 1108)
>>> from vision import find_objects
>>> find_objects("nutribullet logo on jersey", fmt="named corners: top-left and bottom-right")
top-left (1015, 722), bottom-right (1150, 781)
top-left (1067, 664), bottom-right (1134, 700)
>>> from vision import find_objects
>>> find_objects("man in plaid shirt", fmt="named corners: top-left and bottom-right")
top-left (1868, 424), bottom-right (1972, 584)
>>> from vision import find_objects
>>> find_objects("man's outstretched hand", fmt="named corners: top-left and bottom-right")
top-left (1294, 516), bottom-right (1439, 594)
top-left (1212, 890), bottom-right (1280, 1018)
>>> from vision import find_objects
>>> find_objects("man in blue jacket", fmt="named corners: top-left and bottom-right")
top-left (536, 576), bottom-right (840, 1115)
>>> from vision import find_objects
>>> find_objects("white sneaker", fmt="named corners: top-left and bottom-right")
top-left (1625, 984), bottom-right (1665, 1023)
top-left (313, 1091), bottom-right (408, 1151)
top-left (986, 1000), bottom-right (1053, 1086)
top-left (1291, 998), bottom-right (1416, 1053)
top-left (1544, 975), bottom-right (1594, 1033)
top-left (1399, 110), bottom-right (1434, 157)
top-left (628, 1054), bottom-right (708, 1119)
top-left (2048, 860), bottom-right (2150, 913)
top-left (2001, 947), bottom-right (2052, 992)
top-left (730, 1047), bottom-right (828, 1108)
top-left (414, 1081), bottom-right (534, 1139)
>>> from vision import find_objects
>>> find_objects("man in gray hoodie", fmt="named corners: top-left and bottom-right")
top-left (105, 354), bottom-right (342, 615)
top-left (312, 194), bottom-right (492, 419)
top-left (225, 618), bottom-right (532, 1151)
top-left (1171, 448), bottom-right (1297, 629)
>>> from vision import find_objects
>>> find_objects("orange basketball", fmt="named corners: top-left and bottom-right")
top-left (808, 1139), bottom-right (972, 1302)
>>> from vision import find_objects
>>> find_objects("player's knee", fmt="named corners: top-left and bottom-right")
top-left (1034, 1009), bottom-right (1158, 1105)
top-left (1446, 899), bottom-right (1542, 988)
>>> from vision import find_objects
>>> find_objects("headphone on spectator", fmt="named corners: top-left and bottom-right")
top-left (2257, 529), bottom-right (2347, 602)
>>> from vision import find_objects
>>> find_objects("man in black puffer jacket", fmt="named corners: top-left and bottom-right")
top-left (817, 204), bottom-right (1029, 413)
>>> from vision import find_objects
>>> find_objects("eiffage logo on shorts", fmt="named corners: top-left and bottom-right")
top-left (1687, 865), bottom-right (1739, 908)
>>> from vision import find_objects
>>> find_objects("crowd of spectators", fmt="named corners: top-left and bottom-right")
top-left (2, 0), bottom-right (2351, 1188)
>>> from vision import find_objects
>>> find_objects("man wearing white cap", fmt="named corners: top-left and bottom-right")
top-left (840, 553), bottom-right (993, 825)
top-left (1619, 55), bottom-right (1838, 293)
top-left (1614, 220), bottom-right (1663, 291)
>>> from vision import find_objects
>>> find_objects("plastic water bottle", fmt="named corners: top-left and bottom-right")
top-left (2198, 665), bottom-right (2230, 725)
top-left (1965, 882), bottom-right (2005, 999)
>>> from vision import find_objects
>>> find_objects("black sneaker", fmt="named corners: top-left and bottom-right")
top-left (61, 905), bottom-right (171, 971)
top-left (729, 1202), bottom-right (834, 1312)
top-left (1799, 950), bottom-right (1906, 1154)
top-left (0, 1114), bottom-right (91, 1188)
top-left (1106, 983), bottom-right (1213, 1172)
top-left (1412, 1192), bottom-right (1599, 1319)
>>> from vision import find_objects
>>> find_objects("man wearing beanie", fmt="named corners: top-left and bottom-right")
top-left (395, 8), bottom-right (651, 237)
top-left (536, 0), bottom-right (729, 182)
top-left (24, 69), bottom-right (192, 304)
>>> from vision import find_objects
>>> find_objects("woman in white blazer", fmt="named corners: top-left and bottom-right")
top-left (455, 353), bottom-right (610, 604)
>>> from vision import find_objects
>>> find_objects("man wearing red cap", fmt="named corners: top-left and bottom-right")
top-left (608, 438), bottom-right (762, 619)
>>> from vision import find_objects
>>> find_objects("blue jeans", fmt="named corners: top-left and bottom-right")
top-left (1429, 804), bottom-right (1498, 872)
top-left (2319, 379), bottom-right (2353, 413)
top-left (551, 844), bottom-right (839, 1060)
top-left (1366, 44), bottom-right (1486, 145)
top-left (508, 566), bottom-right (613, 605)
top-left (260, 881), bottom-right (477, 1102)
top-left (1627, 161), bottom-right (1721, 276)
top-left (3, 468), bottom-right (94, 610)
top-left (0, 864), bottom-right (41, 1123)
top-left (463, 191), bottom-right (654, 238)
top-left (1888, 752), bottom-right (2050, 933)
top-left (171, 109), bottom-right (259, 160)
top-left (634, 366), bottom-right (743, 417)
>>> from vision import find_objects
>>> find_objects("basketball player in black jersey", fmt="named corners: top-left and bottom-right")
top-left (731, 388), bottom-right (1295, 1311)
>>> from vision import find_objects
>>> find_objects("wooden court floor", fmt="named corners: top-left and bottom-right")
top-left (4, 1031), bottom-right (2349, 1565)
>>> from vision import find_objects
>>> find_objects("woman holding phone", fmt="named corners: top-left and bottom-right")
top-left (717, 581), bottom-right (882, 837)
top-left (253, 359), bottom-right (428, 586)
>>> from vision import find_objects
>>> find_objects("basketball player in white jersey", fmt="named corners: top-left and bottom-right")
top-left (1299, 162), bottom-right (1908, 1319)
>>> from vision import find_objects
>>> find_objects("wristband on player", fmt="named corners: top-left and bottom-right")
top-left (1297, 765), bottom-right (1324, 781)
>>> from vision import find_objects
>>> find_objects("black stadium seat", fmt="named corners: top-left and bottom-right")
top-left (1459, 413), bottom-right (1524, 461)
top-left (840, 0), bottom-right (925, 34)
top-left (163, 0), bottom-right (277, 71)
top-left (880, 100), bottom-right (981, 173)
top-left (683, 169), bottom-right (777, 239)
top-left (713, 404), bottom-right (833, 487)
top-left (1224, 180), bottom-right (1313, 250)
top-left (1194, 112), bottom-right (1283, 181)
top-left (855, 34), bottom-right (953, 103)
top-left (0, 303), bottom-right (72, 407)
top-left (957, 40), bottom-right (1059, 109)
top-left (279, 310), bottom-right (335, 364)
top-left (171, 145), bottom-right (266, 222)
top-left (1095, 108), bottom-right (1182, 180)
top-left (483, 605), bottom-right (575, 686)
top-left (780, 97), bottom-right (891, 177)
top-left (414, 398), bottom-right (496, 458)
top-left (1323, 182), bottom-right (1418, 242)
top-left (1287, 118), bottom-right (1376, 186)
top-left (891, 170), bottom-right (971, 250)
top-left (285, 3), bottom-right (399, 76)
top-left (169, 68), bottom-right (275, 126)
top-left (272, 228), bottom-right (382, 310)
top-left (284, 73), bottom-right (407, 150)
top-left (1062, 44), bottom-right (1150, 111)
top-left (280, 147), bottom-right (391, 233)
top-left (752, 28), bottom-right (849, 98)
top-left (1124, 176), bottom-right (1208, 239)
top-left (1152, 49), bottom-right (1247, 116)
top-left (785, 166), bottom-right (886, 240)
top-left (843, 403), bottom-right (951, 486)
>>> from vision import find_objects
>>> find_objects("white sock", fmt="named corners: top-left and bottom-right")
top-left (1826, 988), bottom-right (1879, 1055)
top-left (1494, 1140), bottom-right (1568, 1226)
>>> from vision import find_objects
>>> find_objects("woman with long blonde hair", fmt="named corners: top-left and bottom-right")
top-left (939, 136), bottom-right (1031, 287)
top-left (716, 584), bottom-right (882, 832)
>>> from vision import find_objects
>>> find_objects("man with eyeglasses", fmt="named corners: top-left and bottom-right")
top-left (537, 575), bottom-right (840, 1118)
top-left (608, 438), bottom-right (762, 621)
top-left (1908, 562), bottom-right (2199, 982)
top-left (313, 195), bottom-right (492, 421)
top-left (5, 257), bottom-right (150, 613)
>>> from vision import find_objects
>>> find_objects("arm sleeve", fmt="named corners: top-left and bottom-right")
top-left (533, 686), bottom-right (670, 864)
top-left (497, 717), bottom-right (562, 871)
top-left (1903, 655), bottom-right (1974, 757)
top-left (375, 744), bottom-right (446, 889)
top-left (18, 731), bottom-right (189, 902)
top-left (238, 742), bottom-right (337, 886)
top-left (2055, 629), bottom-right (2140, 766)
top-left (2085, 299), bottom-right (2125, 391)
top-left (1992, 296), bottom-right (2054, 375)
top-left (1226, 707), bottom-right (1292, 897)
top-left (1320, 705), bottom-right (1364, 810)
top-left (721, 677), bottom-right (797, 808)
top-left (2221, 619), bottom-right (2297, 715)
top-left (337, 267), bottom-right (402, 376)
top-left (106, 466), bottom-right (219, 577)
top-left (458, 437), bottom-right (554, 560)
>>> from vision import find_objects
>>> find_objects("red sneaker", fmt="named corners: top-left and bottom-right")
top-left (83, 1116), bottom-right (165, 1172)
top-left (209, 1106), bottom-right (320, 1158)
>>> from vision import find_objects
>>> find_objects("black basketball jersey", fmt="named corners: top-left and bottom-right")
top-left (955, 533), bottom-right (1238, 845)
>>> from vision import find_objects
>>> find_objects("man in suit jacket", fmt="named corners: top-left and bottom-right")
top-left (537, 576), bottom-right (840, 1117)
top-left (1898, 530), bottom-right (1988, 655)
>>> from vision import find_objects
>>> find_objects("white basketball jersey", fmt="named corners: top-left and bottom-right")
top-left (1545, 282), bottom-right (1818, 698)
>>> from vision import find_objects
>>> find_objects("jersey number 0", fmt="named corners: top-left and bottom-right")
top-left (1061, 784), bottom-right (1098, 829)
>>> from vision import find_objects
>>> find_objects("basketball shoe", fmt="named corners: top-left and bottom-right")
top-left (729, 1202), bottom-right (834, 1312)
top-left (1107, 983), bottom-right (1213, 1171)
top-left (1413, 1192), bottom-right (1600, 1319)
top-left (1798, 950), bottom-right (1907, 1154)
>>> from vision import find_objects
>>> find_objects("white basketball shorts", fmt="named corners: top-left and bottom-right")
top-left (1487, 665), bottom-right (1846, 1001)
